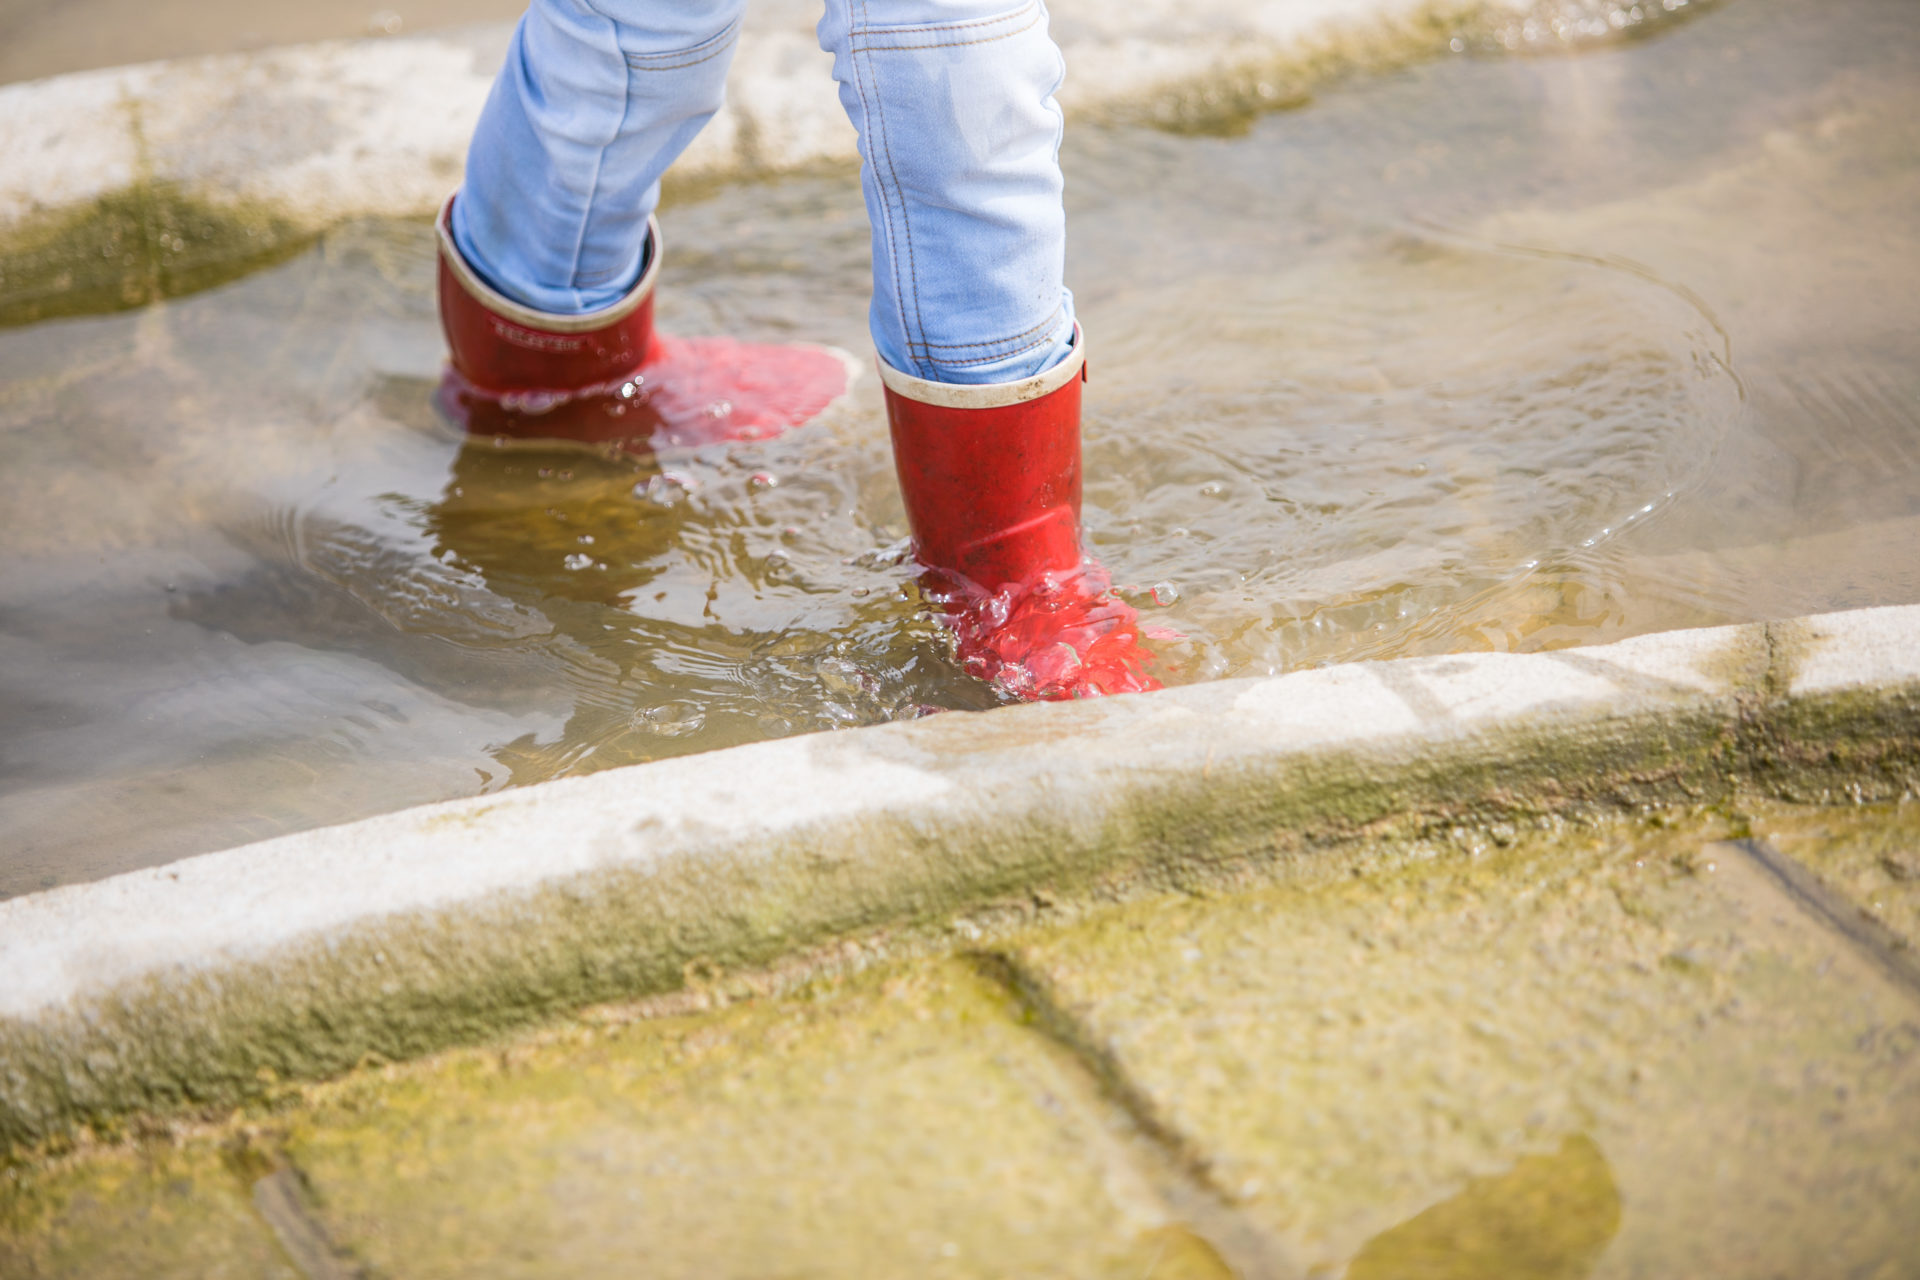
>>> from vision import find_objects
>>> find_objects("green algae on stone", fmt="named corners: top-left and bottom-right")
top-left (275, 959), bottom-right (1195, 1279)
top-left (1746, 684), bottom-right (1920, 804)
top-left (0, 184), bottom-right (310, 329)
top-left (0, 1140), bottom-right (300, 1279)
top-left (1101, 0), bottom-right (1723, 137)
top-left (1001, 808), bottom-right (1920, 1277)
top-left (0, 697), bottom-right (1730, 1154)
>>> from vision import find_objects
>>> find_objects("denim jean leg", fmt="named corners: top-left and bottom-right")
top-left (820, 0), bottom-right (1078, 385)
top-left (455, 0), bottom-right (746, 316)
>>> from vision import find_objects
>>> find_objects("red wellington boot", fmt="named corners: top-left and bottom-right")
top-left (881, 335), bottom-right (1161, 701)
top-left (435, 194), bottom-right (852, 452)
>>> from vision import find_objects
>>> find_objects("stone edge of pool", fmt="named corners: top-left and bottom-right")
top-left (0, 0), bottom-right (1541, 265)
top-left (2, 602), bottom-right (1917, 1155)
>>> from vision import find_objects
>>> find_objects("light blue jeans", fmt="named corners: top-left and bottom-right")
top-left (453, 0), bottom-right (1076, 385)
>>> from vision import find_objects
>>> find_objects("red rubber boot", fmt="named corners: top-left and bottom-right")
top-left (435, 195), bottom-right (852, 451)
top-left (881, 335), bottom-right (1161, 700)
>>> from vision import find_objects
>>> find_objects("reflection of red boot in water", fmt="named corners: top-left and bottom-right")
top-left (435, 196), bottom-right (851, 452)
top-left (882, 336), bottom-right (1160, 701)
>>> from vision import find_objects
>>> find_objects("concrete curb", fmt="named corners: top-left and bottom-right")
top-left (3, 603), bottom-right (1916, 1153)
top-left (0, 0), bottom-right (1533, 247)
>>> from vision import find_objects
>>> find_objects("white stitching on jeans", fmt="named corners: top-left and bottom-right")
top-left (850, 11), bottom-right (1042, 54)
top-left (623, 16), bottom-right (741, 70)
top-left (848, 0), bottom-right (1037, 40)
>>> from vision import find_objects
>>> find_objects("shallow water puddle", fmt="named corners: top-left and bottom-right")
top-left (2, 0), bottom-right (1917, 892)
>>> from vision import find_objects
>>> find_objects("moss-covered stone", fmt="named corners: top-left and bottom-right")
top-left (3, 806), bottom-right (1918, 1276)
top-left (1001, 806), bottom-right (1920, 1276)
top-left (1092, 0), bottom-right (1725, 137)
top-left (0, 696), bottom-right (1740, 1156)
top-left (0, 1140), bottom-right (298, 1279)
top-left (276, 959), bottom-right (1200, 1278)
top-left (0, 184), bottom-right (310, 329)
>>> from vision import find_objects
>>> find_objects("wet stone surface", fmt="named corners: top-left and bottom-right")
top-left (1005, 807), bottom-right (1920, 1278)
top-left (0, 1142), bottom-right (300, 1279)
top-left (1756, 801), bottom-right (1920, 954)
top-left (278, 960), bottom-right (1225, 1280)
top-left (3, 803), bottom-right (1918, 1278)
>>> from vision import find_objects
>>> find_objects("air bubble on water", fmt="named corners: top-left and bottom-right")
top-left (368, 9), bottom-right (403, 35)
top-left (817, 656), bottom-right (879, 699)
top-left (634, 702), bottom-right (706, 737)
top-left (577, 534), bottom-right (595, 545)
top-left (749, 471), bottom-right (779, 490)
top-left (563, 553), bottom-right (595, 571)
top-left (640, 472), bottom-right (696, 507)
top-left (1200, 481), bottom-right (1227, 498)
top-left (1151, 581), bottom-right (1181, 606)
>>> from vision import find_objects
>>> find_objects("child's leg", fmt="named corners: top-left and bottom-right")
top-left (818, 0), bottom-right (1156, 699)
top-left (440, 0), bottom-right (850, 451)
top-left (817, 0), bottom-right (1077, 385)
top-left (454, 0), bottom-right (746, 315)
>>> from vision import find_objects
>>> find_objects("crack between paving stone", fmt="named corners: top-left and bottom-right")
top-left (251, 1162), bottom-right (369, 1280)
top-left (1720, 837), bottom-right (1920, 1000)
top-left (969, 950), bottom-right (1303, 1280)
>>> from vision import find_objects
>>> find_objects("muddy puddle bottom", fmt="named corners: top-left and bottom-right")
top-left (3, 0), bottom-right (1917, 892)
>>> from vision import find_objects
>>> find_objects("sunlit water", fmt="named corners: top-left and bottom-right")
top-left (3, 0), bottom-right (1917, 893)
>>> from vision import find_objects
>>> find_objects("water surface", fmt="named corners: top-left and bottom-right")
top-left (3, 0), bottom-right (1917, 892)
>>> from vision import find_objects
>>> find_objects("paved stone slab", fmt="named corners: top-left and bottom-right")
top-left (0, 1142), bottom-right (299, 1279)
top-left (1757, 802), bottom-right (1920, 954)
top-left (1004, 809), bottom-right (1920, 1277)
top-left (282, 959), bottom-right (1226, 1279)
top-left (5, 807), bottom-right (1918, 1278)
